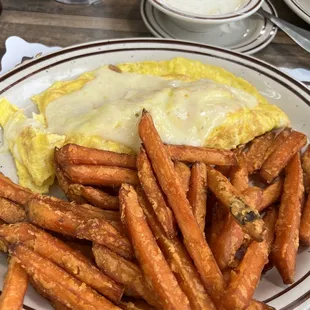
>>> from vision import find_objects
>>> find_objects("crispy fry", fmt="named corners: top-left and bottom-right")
top-left (26, 199), bottom-right (133, 259)
top-left (188, 162), bottom-right (207, 232)
top-left (139, 110), bottom-right (225, 306)
top-left (260, 179), bottom-right (283, 212)
top-left (302, 145), bottom-right (310, 194)
top-left (10, 244), bottom-right (120, 310)
top-left (58, 144), bottom-right (136, 168)
top-left (119, 299), bottom-right (156, 310)
top-left (214, 165), bottom-right (231, 178)
top-left (0, 223), bottom-right (123, 303)
top-left (174, 161), bottom-right (191, 193)
top-left (137, 188), bottom-right (215, 310)
top-left (137, 148), bottom-right (176, 238)
top-left (230, 153), bottom-right (249, 193)
top-left (260, 131), bottom-right (307, 183)
top-left (92, 244), bottom-right (158, 307)
top-left (222, 208), bottom-right (277, 310)
top-left (0, 197), bottom-right (26, 223)
top-left (212, 187), bottom-right (263, 270)
top-left (120, 184), bottom-right (191, 310)
top-left (166, 144), bottom-right (237, 166)
top-left (63, 164), bottom-right (139, 187)
top-left (207, 167), bottom-right (265, 241)
top-left (68, 184), bottom-right (119, 210)
top-left (0, 258), bottom-right (28, 310)
top-left (272, 153), bottom-right (304, 284)
top-left (300, 195), bottom-right (310, 245)
top-left (246, 131), bottom-right (276, 174)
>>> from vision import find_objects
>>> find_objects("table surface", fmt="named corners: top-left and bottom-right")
top-left (0, 0), bottom-right (310, 82)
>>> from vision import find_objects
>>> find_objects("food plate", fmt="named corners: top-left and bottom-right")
top-left (0, 38), bottom-right (310, 309)
top-left (284, 0), bottom-right (310, 26)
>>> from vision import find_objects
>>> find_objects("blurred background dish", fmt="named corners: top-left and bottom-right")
top-left (284, 0), bottom-right (310, 26)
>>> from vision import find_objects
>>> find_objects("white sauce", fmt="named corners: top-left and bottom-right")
top-left (45, 67), bottom-right (257, 152)
top-left (160, 0), bottom-right (246, 16)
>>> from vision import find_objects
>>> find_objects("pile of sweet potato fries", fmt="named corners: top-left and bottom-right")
top-left (0, 109), bottom-right (309, 310)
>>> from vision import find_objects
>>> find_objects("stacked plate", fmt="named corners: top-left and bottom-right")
top-left (284, 0), bottom-right (310, 26)
top-left (141, 0), bottom-right (278, 54)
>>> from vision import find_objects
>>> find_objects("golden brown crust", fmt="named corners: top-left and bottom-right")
top-left (174, 161), bottom-right (191, 194)
top-left (260, 179), bottom-right (283, 212)
top-left (0, 197), bottom-right (26, 223)
top-left (230, 153), bottom-right (249, 193)
top-left (302, 145), bottom-right (310, 195)
top-left (119, 299), bottom-right (156, 310)
top-left (272, 153), bottom-right (304, 284)
top-left (300, 195), bottom-right (310, 246)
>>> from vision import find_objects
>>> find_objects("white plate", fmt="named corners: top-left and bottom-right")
top-left (284, 0), bottom-right (310, 26)
top-left (0, 38), bottom-right (310, 309)
top-left (141, 0), bottom-right (278, 55)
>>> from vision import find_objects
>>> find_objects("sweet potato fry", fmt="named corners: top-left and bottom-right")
top-left (174, 161), bottom-right (191, 193)
top-left (0, 223), bottom-right (123, 303)
top-left (188, 162), bottom-right (207, 232)
top-left (166, 144), bottom-right (237, 166)
top-left (260, 130), bottom-right (307, 183)
top-left (10, 244), bottom-right (120, 310)
top-left (139, 110), bottom-right (225, 306)
top-left (300, 195), bottom-right (310, 245)
top-left (68, 184), bottom-right (119, 210)
top-left (57, 144), bottom-right (136, 168)
top-left (302, 145), bottom-right (310, 194)
top-left (137, 188), bottom-right (215, 310)
top-left (260, 179), bottom-right (283, 212)
top-left (120, 184), bottom-right (191, 310)
top-left (230, 153), bottom-right (249, 193)
top-left (221, 208), bottom-right (277, 310)
top-left (92, 244), bottom-right (158, 307)
top-left (119, 299), bottom-right (156, 310)
top-left (0, 258), bottom-right (28, 310)
top-left (272, 153), bottom-right (304, 284)
top-left (0, 197), bottom-right (26, 223)
top-left (63, 164), bottom-right (139, 187)
top-left (26, 198), bottom-right (133, 259)
top-left (214, 165), bottom-right (231, 178)
top-left (246, 131), bottom-right (276, 174)
top-left (207, 167), bottom-right (265, 241)
top-left (137, 148), bottom-right (176, 238)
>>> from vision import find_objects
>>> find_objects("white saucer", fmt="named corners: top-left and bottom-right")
top-left (141, 0), bottom-right (278, 55)
top-left (284, 0), bottom-right (310, 25)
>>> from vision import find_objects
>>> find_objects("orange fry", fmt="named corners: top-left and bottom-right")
top-left (120, 184), bottom-right (191, 310)
top-left (300, 194), bottom-right (310, 245)
top-left (260, 130), bottom-right (307, 183)
top-left (272, 153), bottom-right (304, 284)
top-left (137, 148), bottom-right (176, 238)
top-left (119, 299), bottom-right (156, 310)
top-left (57, 144), bottom-right (136, 169)
top-left (10, 244), bottom-right (120, 310)
top-left (302, 145), bottom-right (310, 194)
top-left (188, 162), bottom-right (207, 232)
top-left (260, 179), bottom-right (283, 211)
top-left (166, 144), bottom-right (237, 166)
top-left (221, 208), bottom-right (277, 310)
top-left (0, 197), bottom-right (26, 223)
top-left (174, 161), bottom-right (191, 193)
top-left (230, 153), bottom-right (249, 193)
top-left (139, 110), bottom-right (225, 306)
top-left (0, 258), bottom-right (28, 310)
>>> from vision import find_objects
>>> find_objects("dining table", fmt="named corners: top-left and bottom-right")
top-left (0, 0), bottom-right (310, 87)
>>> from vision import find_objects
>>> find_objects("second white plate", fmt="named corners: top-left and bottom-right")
top-left (284, 0), bottom-right (310, 26)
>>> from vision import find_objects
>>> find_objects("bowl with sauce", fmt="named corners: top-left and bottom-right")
top-left (148, 0), bottom-right (264, 31)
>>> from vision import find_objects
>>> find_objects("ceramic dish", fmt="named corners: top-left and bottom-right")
top-left (284, 0), bottom-right (310, 26)
top-left (0, 38), bottom-right (310, 309)
top-left (141, 0), bottom-right (277, 55)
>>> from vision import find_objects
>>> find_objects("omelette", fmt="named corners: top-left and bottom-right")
top-left (0, 57), bottom-right (289, 193)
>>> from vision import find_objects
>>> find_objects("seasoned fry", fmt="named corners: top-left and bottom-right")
top-left (0, 223), bottom-right (123, 303)
top-left (302, 145), bottom-right (310, 194)
top-left (214, 165), bottom-right (231, 177)
top-left (272, 153), bottom-right (304, 284)
top-left (230, 153), bottom-right (249, 193)
top-left (119, 299), bottom-right (156, 310)
top-left (174, 161), bottom-right (191, 193)
top-left (137, 148), bottom-right (176, 238)
top-left (300, 195), bottom-right (310, 245)
top-left (188, 162), bottom-right (207, 232)
top-left (10, 244), bottom-right (120, 310)
top-left (26, 198), bottom-right (133, 259)
top-left (57, 144), bottom-right (136, 168)
top-left (207, 167), bottom-right (265, 241)
top-left (120, 184), bottom-right (191, 310)
top-left (260, 130), bottom-right (307, 183)
top-left (166, 144), bottom-right (237, 166)
top-left (0, 197), bottom-right (26, 223)
top-left (139, 110), bottom-right (225, 306)
top-left (137, 188), bottom-right (216, 310)
top-left (92, 244), bottom-right (158, 307)
top-left (246, 131), bottom-right (276, 174)
top-left (0, 258), bottom-right (28, 310)
top-left (68, 184), bottom-right (119, 210)
top-left (260, 179), bottom-right (283, 211)
top-left (63, 164), bottom-right (139, 187)
top-left (221, 208), bottom-right (277, 310)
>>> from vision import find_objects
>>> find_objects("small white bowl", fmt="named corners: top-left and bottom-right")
top-left (148, 0), bottom-right (264, 31)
